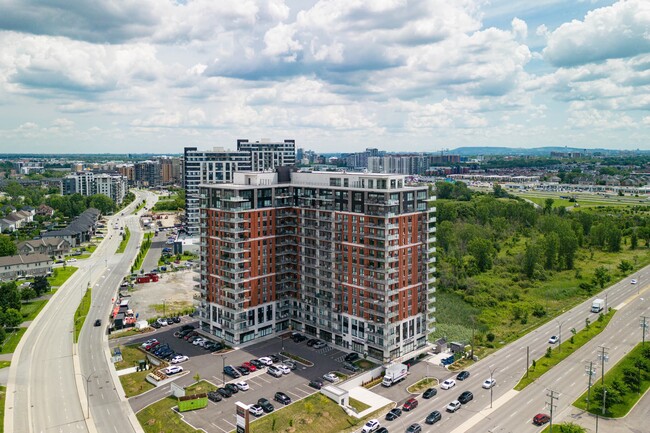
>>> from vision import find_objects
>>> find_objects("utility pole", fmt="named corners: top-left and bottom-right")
top-left (526, 346), bottom-right (530, 378)
top-left (489, 366), bottom-right (497, 408)
top-left (641, 316), bottom-right (648, 345)
top-left (585, 361), bottom-right (596, 411)
top-left (598, 345), bottom-right (609, 386)
top-left (546, 389), bottom-right (559, 433)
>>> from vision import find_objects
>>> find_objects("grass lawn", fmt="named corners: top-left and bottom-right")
top-left (115, 345), bottom-right (148, 370)
top-left (120, 369), bottom-right (156, 398)
top-left (0, 386), bottom-right (5, 432)
top-left (48, 267), bottom-right (78, 287)
top-left (1, 328), bottom-right (27, 354)
top-left (355, 359), bottom-right (376, 370)
top-left (73, 289), bottom-right (92, 343)
top-left (109, 328), bottom-right (150, 340)
top-left (0, 361), bottom-right (10, 369)
top-left (248, 393), bottom-right (390, 433)
top-left (20, 299), bottom-right (48, 321)
top-left (573, 343), bottom-right (650, 417)
top-left (349, 397), bottom-right (370, 413)
top-left (515, 310), bottom-right (615, 390)
top-left (136, 380), bottom-right (214, 433)
top-left (116, 227), bottom-right (131, 254)
top-left (150, 300), bottom-right (192, 316)
top-left (133, 233), bottom-right (153, 271)
top-left (407, 377), bottom-right (438, 393)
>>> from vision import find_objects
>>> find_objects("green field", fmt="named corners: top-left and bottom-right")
top-left (20, 299), bottom-right (48, 321)
top-left (0, 361), bottom-right (10, 369)
top-left (120, 369), bottom-right (155, 398)
top-left (0, 386), bottom-right (5, 432)
top-left (515, 191), bottom-right (648, 210)
top-left (48, 267), bottom-right (77, 287)
top-left (114, 345), bottom-right (148, 370)
top-left (1, 328), bottom-right (27, 354)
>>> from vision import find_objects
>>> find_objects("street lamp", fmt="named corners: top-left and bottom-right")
top-left (641, 316), bottom-right (648, 345)
top-left (584, 361), bottom-right (597, 410)
top-left (76, 373), bottom-right (92, 419)
top-left (556, 319), bottom-right (567, 352)
top-left (597, 346), bottom-right (609, 386)
top-left (489, 366), bottom-right (497, 408)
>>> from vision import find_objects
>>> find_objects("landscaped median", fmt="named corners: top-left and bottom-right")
top-left (73, 288), bottom-right (92, 343)
top-left (515, 310), bottom-right (615, 390)
top-left (116, 227), bottom-right (131, 254)
top-left (573, 342), bottom-right (650, 417)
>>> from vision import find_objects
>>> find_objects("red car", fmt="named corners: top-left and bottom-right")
top-left (242, 362), bottom-right (257, 372)
top-left (533, 414), bottom-right (550, 426)
top-left (403, 398), bottom-right (418, 411)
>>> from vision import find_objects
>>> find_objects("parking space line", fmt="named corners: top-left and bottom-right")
top-left (211, 422), bottom-right (227, 433)
top-left (222, 419), bottom-right (236, 428)
top-left (286, 390), bottom-right (302, 399)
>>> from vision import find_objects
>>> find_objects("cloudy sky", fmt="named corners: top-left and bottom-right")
top-left (0, 0), bottom-right (648, 154)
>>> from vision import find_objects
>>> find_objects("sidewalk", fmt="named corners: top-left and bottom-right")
top-left (347, 386), bottom-right (393, 418)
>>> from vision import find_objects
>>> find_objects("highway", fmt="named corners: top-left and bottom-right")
top-left (368, 265), bottom-right (650, 433)
top-left (4, 190), bottom-right (156, 433)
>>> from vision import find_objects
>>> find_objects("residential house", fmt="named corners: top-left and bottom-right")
top-left (36, 204), bottom-right (55, 217)
top-left (41, 208), bottom-right (100, 247)
top-left (0, 253), bottom-right (52, 281)
top-left (17, 237), bottom-right (71, 257)
top-left (0, 210), bottom-right (33, 232)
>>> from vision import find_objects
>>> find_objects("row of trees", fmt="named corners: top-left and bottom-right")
top-left (0, 277), bottom-right (52, 344)
top-left (47, 193), bottom-right (115, 217)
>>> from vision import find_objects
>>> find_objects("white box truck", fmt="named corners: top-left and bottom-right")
top-left (591, 298), bottom-right (605, 313)
top-left (382, 363), bottom-right (408, 387)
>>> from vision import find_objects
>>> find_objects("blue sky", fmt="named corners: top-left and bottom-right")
top-left (0, 0), bottom-right (648, 154)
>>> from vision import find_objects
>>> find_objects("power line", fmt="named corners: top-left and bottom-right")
top-left (546, 389), bottom-right (559, 433)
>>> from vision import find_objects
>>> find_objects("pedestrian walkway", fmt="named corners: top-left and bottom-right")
top-left (348, 386), bottom-right (393, 418)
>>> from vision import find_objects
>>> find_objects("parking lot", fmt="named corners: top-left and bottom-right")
top-left (118, 323), bottom-right (370, 433)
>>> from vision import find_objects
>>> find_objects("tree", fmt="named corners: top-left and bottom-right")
top-left (544, 198), bottom-right (554, 214)
top-left (0, 282), bottom-right (21, 311)
top-left (87, 194), bottom-right (115, 215)
top-left (618, 260), bottom-right (633, 274)
top-left (467, 238), bottom-right (495, 272)
top-left (20, 287), bottom-right (37, 301)
top-left (593, 266), bottom-right (611, 289)
top-left (31, 276), bottom-right (51, 297)
top-left (0, 234), bottom-right (17, 257)
top-left (555, 422), bottom-right (587, 433)
top-left (622, 367), bottom-right (640, 392)
top-left (522, 243), bottom-right (540, 278)
top-left (2, 308), bottom-right (23, 328)
top-left (543, 232), bottom-right (559, 270)
top-left (631, 231), bottom-right (638, 250)
top-left (0, 327), bottom-right (5, 345)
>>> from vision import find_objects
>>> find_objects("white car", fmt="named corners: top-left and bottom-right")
top-left (193, 338), bottom-right (206, 346)
top-left (277, 364), bottom-right (291, 374)
top-left (141, 339), bottom-right (157, 348)
top-left (67, 258), bottom-right (77, 262)
top-left (631, 279), bottom-right (638, 284)
top-left (548, 335), bottom-right (559, 344)
top-left (164, 366), bottom-right (183, 375)
top-left (446, 400), bottom-right (461, 413)
top-left (323, 373), bottom-right (339, 383)
top-left (441, 379), bottom-right (456, 390)
top-left (171, 355), bottom-right (189, 364)
top-left (157, 318), bottom-right (168, 326)
top-left (482, 378), bottom-right (496, 389)
top-left (249, 404), bottom-right (263, 416)
top-left (361, 419), bottom-right (380, 433)
top-left (258, 356), bottom-right (273, 366)
top-left (235, 381), bottom-right (249, 391)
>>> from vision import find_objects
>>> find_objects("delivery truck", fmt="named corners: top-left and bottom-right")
top-left (382, 363), bottom-right (408, 387)
top-left (591, 298), bottom-right (605, 313)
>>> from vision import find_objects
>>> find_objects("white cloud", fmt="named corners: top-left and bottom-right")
top-left (511, 17), bottom-right (528, 40)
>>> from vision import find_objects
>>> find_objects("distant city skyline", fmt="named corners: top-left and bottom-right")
top-left (0, 0), bottom-right (648, 153)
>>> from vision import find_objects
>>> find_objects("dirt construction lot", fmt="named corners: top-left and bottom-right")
top-left (126, 269), bottom-right (196, 320)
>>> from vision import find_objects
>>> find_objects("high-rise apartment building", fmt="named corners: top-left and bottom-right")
top-left (62, 172), bottom-right (128, 204)
top-left (184, 140), bottom-right (296, 235)
top-left (135, 161), bottom-right (161, 187)
top-left (197, 169), bottom-right (436, 362)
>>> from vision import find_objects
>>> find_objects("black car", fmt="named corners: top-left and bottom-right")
top-left (258, 398), bottom-right (275, 413)
top-left (224, 366), bottom-right (241, 379)
top-left (376, 429), bottom-right (389, 433)
top-left (309, 379), bottom-right (324, 389)
top-left (405, 424), bottom-right (422, 433)
top-left (456, 371), bottom-right (470, 381)
top-left (178, 329), bottom-right (193, 338)
top-left (423, 388), bottom-right (437, 399)
top-left (180, 324), bottom-right (195, 331)
top-left (165, 317), bottom-right (174, 325)
top-left (292, 333), bottom-right (307, 342)
top-left (458, 391), bottom-right (474, 404)
top-left (217, 387), bottom-right (232, 398)
top-left (306, 338), bottom-right (319, 347)
top-left (270, 354), bottom-right (281, 363)
top-left (151, 321), bottom-right (162, 329)
top-left (207, 391), bottom-right (222, 402)
top-left (172, 316), bottom-right (181, 323)
top-left (385, 408), bottom-right (402, 421)
top-left (94, 319), bottom-right (102, 327)
top-left (425, 411), bottom-right (442, 424)
top-left (236, 366), bottom-right (250, 375)
top-left (343, 362), bottom-right (360, 372)
top-left (344, 352), bottom-right (360, 362)
top-left (274, 392), bottom-right (291, 405)
top-left (250, 359), bottom-right (264, 369)
top-left (225, 383), bottom-right (239, 394)
top-left (153, 345), bottom-right (169, 356)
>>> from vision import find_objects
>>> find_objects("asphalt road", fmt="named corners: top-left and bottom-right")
top-left (4, 190), bottom-right (156, 433)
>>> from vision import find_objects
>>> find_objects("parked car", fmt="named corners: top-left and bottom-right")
top-left (277, 364), bottom-right (291, 374)
top-left (183, 331), bottom-right (198, 340)
top-left (385, 408), bottom-right (402, 421)
top-left (343, 362), bottom-right (360, 372)
top-left (306, 338), bottom-right (319, 346)
top-left (236, 366), bottom-right (250, 375)
top-left (207, 391), bottom-right (222, 402)
top-left (141, 339), bottom-right (158, 349)
top-left (165, 317), bottom-right (174, 326)
top-left (164, 366), bottom-right (183, 375)
top-left (258, 398), bottom-right (274, 413)
top-left (156, 318), bottom-right (168, 327)
top-left (456, 371), bottom-right (470, 381)
top-left (224, 365), bottom-right (241, 379)
top-left (533, 413), bottom-right (550, 426)
top-left (446, 400), bottom-right (461, 413)
top-left (172, 316), bottom-right (181, 323)
top-left (283, 360), bottom-right (297, 370)
top-left (376, 428), bottom-right (388, 433)
top-left (441, 379), bottom-right (456, 390)
top-left (313, 341), bottom-right (327, 349)
top-left (402, 398), bottom-right (418, 411)
top-left (242, 362), bottom-right (257, 372)
top-left (405, 424), bottom-right (422, 433)
top-left (425, 411), bottom-right (442, 425)
top-left (423, 388), bottom-right (437, 399)
top-left (291, 333), bottom-right (307, 342)
top-left (224, 383), bottom-right (239, 394)
top-left (361, 419), bottom-right (380, 433)
top-left (235, 381), bottom-right (249, 391)
top-left (482, 378), bottom-right (496, 389)
top-left (258, 357), bottom-right (273, 366)
top-left (323, 373), bottom-right (339, 383)
top-left (344, 352), bottom-right (360, 362)
top-left (250, 359), bottom-right (264, 369)
top-left (309, 378), bottom-right (324, 389)
top-left (192, 337), bottom-right (206, 346)
top-left (270, 354), bottom-right (281, 363)
top-left (151, 321), bottom-right (161, 329)
top-left (548, 335), bottom-right (559, 344)
top-left (274, 392), bottom-right (291, 405)
top-left (249, 404), bottom-right (263, 416)
top-left (458, 391), bottom-right (473, 404)
top-left (171, 355), bottom-right (189, 364)
top-left (217, 387), bottom-right (232, 398)
top-left (267, 366), bottom-right (283, 378)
